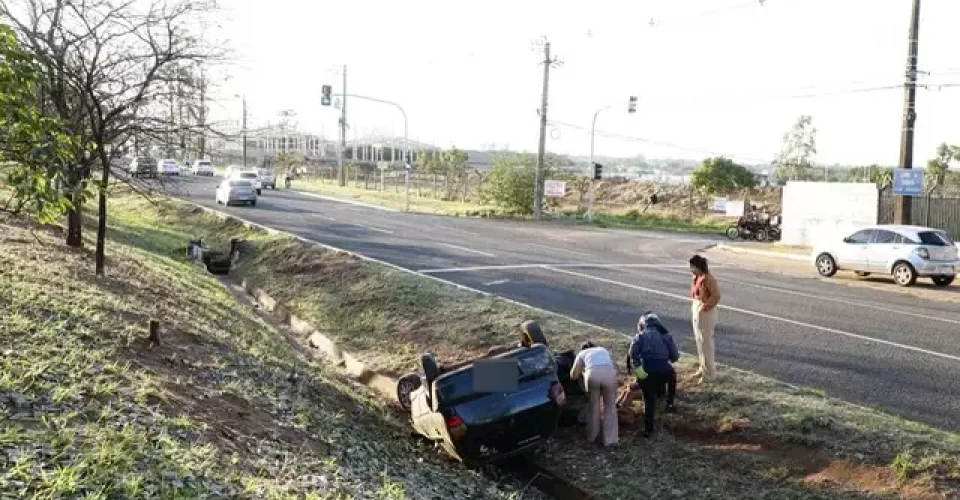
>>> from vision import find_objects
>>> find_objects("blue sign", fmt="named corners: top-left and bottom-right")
top-left (893, 168), bottom-right (924, 196)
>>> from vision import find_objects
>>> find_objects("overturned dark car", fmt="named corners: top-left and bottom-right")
top-left (396, 323), bottom-right (576, 464)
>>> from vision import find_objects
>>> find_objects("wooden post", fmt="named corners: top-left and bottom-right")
top-left (148, 320), bottom-right (160, 345)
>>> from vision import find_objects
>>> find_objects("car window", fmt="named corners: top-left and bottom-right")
top-left (918, 231), bottom-right (952, 247)
top-left (845, 230), bottom-right (875, 244)
top-left (240, 173), bottom-right (258, 179)
top-left (873, 230), bottom-right (901, 244)
top-left (229, 180), bottom-right (252, 187)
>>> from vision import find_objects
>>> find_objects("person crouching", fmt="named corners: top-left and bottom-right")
top-left (628, 312), bottom-right (679, 437)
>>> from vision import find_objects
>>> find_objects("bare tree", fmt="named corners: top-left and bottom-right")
top-left (2, 0), bottom-right (222, 275)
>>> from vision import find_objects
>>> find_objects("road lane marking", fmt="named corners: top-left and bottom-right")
top-left (359, 224), bottom-right (395, 235)
top-left (484, 279), bottom-right (511, 286)
top-left (544, 266), bottom-right (960, 363)
top-left (439, 243), bottom-right (497, 258)
top-left (439, 226), bottom-right (482, 237)
top-left (315, 215), bottom-right (337, 222)
top-left (419, 263), bottom-right (691, 274)
top-left (650, 267), bottom-right (960, 326)
top-left (293, 191), bottom-right (399, 212)
top-left (524, 242), bottom-right (592, 257)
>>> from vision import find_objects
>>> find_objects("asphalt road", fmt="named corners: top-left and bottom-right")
top-left (174, 176), bottom-right (960, 431)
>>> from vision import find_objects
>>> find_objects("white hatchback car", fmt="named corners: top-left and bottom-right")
top-left (157, 159), bottom-right (180, 176)
top-left (813, 225), bottom-right (959, 287)
top-left (191, 159), bottom-right (215, 176)
top-left (230, 170), bottom-right (263, 194)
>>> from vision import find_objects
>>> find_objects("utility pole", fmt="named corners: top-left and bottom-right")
top-left (535, 41), bottom-right (560, 220)
top-left (241, 95), bottom-right (248, 169)
top-left (338, 65), bottom-right (348, 187)
top-left (894, 0), bottom-right (921, 224)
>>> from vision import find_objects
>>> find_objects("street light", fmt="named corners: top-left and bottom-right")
top-left (334, 93), bottom-right (411, 211)
top-left (587, 97), bottom-right (637, 221)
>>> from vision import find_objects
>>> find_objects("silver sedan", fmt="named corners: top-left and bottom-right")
top-left (215, 179), bottom-right (258, 207)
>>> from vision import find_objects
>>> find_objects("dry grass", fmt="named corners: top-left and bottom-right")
top-left (103, 193), bottom-right (960, 499)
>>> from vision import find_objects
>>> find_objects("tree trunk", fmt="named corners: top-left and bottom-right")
top-left (433, 174), bottom-right (438, 198)
top-left (95, 174), bottom-right (109, 276)
top-left (65, 192), bottom-right (83, 248)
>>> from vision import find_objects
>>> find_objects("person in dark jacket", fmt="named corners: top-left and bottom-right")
top-left (627, 312), bottom-right (680, 436)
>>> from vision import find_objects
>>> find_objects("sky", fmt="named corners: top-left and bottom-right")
top-left (206, 0), bottom-right (960, 166)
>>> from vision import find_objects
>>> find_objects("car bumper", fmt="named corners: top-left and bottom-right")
top-left (914, 260), bottom-right (960, 276)
top-left (226, 194), bottom-right (257, 202)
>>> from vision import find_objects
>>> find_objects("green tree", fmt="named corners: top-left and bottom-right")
top-left (442, 147), bottom-right (468, 200)
top-left (481, 154), bottom-right (537, 214)
top-left (846, 164), bottom-right (893, 185)
top-left (691, 157), bottom-right (756, 194)
top-left (0, 24), bottom-right (78, 225)
top-left (926, 142), bottom-right (957, 190)
top-left (772, 115), bottom-right (817, 184)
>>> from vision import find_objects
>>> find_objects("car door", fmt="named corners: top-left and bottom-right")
top-left (835, 229), bottom-right (875, 270)
top-left (865, 229), bottom-right (903, 273)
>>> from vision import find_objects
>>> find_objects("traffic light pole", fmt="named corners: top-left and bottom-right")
top-left (588, 105), bottom-right (612, 222)
top-left (338, 65), bottom-right (347, 187)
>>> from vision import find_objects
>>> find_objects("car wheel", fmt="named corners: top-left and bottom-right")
top-left (893, 262), bottom-right (917, 287)
top-left (256, 189), bottom-right (262, 195)
top-left (520, 320), bottom-right (548, 347)
top-left (421, 353), bottom-right (441, 386)
top-left (250, 200), bottom-right (257, 207)
top-left (815, 253), bottom-right (838, 277)
top-left (396, 373), bottom-right (421, 412)
top-left (854, 271), bottom-right (870, 277)
top-left (932, 275), bottom-right (955, 287)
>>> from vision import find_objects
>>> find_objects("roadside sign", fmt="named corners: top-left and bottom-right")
top-left (893, 169), bottom-right (924, 196)
top-left (725, 199), bottom-right (745, 217)
top-left (712, 196), bottom-right (727, 214)
top-left (544, 180), bottom-right (566, 198)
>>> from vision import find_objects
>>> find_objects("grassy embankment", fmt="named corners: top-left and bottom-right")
top-left (102, 193), bottom-right (958, 499)
top-left (0, 204), bottom-right (543, 498)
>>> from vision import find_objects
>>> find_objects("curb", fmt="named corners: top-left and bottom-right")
top-left (715, 243), bottom-right (810, 262)
top-left (239, 278), bottom-right (398, 400)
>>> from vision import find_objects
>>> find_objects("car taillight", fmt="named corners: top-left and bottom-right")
top-left (917, 247), bottom-right (930, 259)
top-left (550, 382), bottom-right (566, 406)
top-left (445, 415), bottom-right (467, 441)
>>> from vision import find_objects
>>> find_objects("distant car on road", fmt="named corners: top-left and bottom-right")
top-left (215, 179), bottom-right (258, 207)
top-left (191, 159), bottom-right (215, 176)
top-left (813, 224), bottom-right (959, 287)
top-left (257, 168), bottom-right (277, 189)
top-left (396, 328), bottom-right (564, 464)
top-left (230, 170), bottom-right (263, 194)
top-left (157, 159), bottom-right (181, 176)
top-left (129, 156), bottom-right (157, 178)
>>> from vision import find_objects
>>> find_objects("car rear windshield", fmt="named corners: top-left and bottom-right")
top-left (918, 231), bottom-right (953, 246)
top-left (229, 180), bottom-right (252, 187)
top-left (435, 346), bottom-right (555, 405)
top-left (198, 162), bottom-right (211, 166)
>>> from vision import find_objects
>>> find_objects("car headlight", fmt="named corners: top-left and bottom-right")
top-left (917, 247), bottom-right (930, 259)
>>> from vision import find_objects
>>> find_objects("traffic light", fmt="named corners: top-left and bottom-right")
top-left (593, 163), bottom-right (603, 180)
top-left (628, 95), bottom-right (638, 114)
top-left (321, 85), bottom-right (332, 106)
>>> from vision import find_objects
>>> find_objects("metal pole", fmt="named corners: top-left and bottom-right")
top-left (587, 105), bottom-right (611, 222)
top-left (894, 0), bottom-right (921, 224)
top-left (338, 65), bottom-right (347, 187)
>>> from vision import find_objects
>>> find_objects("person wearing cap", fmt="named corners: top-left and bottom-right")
top-left (569, 341), bottom-right (618, 447)
top-left (628, 312), bottom-right (679, 437)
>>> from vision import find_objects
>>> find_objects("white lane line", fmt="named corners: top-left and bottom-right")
top-left (359, 224), bottom-right (395, 235)
top-left (419, 263), bottom-right (691, 274)
top-left (650, 267), bottom-right (960, 327)
top-left (315, 215), bottom-right (337, 222)
top-left (439, 243), bottom-right (497, 258)
top-left (440, 226), bottom-right (482, 237)
top-left (544, 266), bottom-right (960, 363)
top-left (524, 242), bottom-right (593, 257)
top-left (293, 190), bottom-right (399, 212)
top-left (484, 279), bottom-right (511, 286)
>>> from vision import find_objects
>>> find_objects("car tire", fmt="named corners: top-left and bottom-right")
top-left (815, 253), bottom-right (838, 277)
top-left (396, 373), bottom-right (421, 412)
top-left (932, 275), bottom-right (955, 287)
top-left (892, 262), bottom-right (917, 287)
top-left (520, 320), bottom-right (548, 347)
top-left (250, 200), bottom-right (257, 207)
top-left (256, 189), bottom-right (262, 195)
top-left (421, 353), bottom-right (441, 386)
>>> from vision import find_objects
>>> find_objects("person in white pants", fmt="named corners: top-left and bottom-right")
top-left (569, 341), bottom-right (618, 447)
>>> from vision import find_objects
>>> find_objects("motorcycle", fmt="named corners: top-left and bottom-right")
top-left (725, 217), bottom-right (768, 242)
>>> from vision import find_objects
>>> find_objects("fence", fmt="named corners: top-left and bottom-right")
top-left (878, 185), bottom-right (960, 239)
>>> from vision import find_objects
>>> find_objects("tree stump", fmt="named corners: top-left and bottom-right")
top-left (148, 319), bottom-right (161, 346)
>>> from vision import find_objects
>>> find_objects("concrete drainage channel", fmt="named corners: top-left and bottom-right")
top-left (237, 279), bottom-right (594, 500)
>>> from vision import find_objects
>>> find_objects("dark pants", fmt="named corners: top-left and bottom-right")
top-left (639, 367), bottom-right (677, 432)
